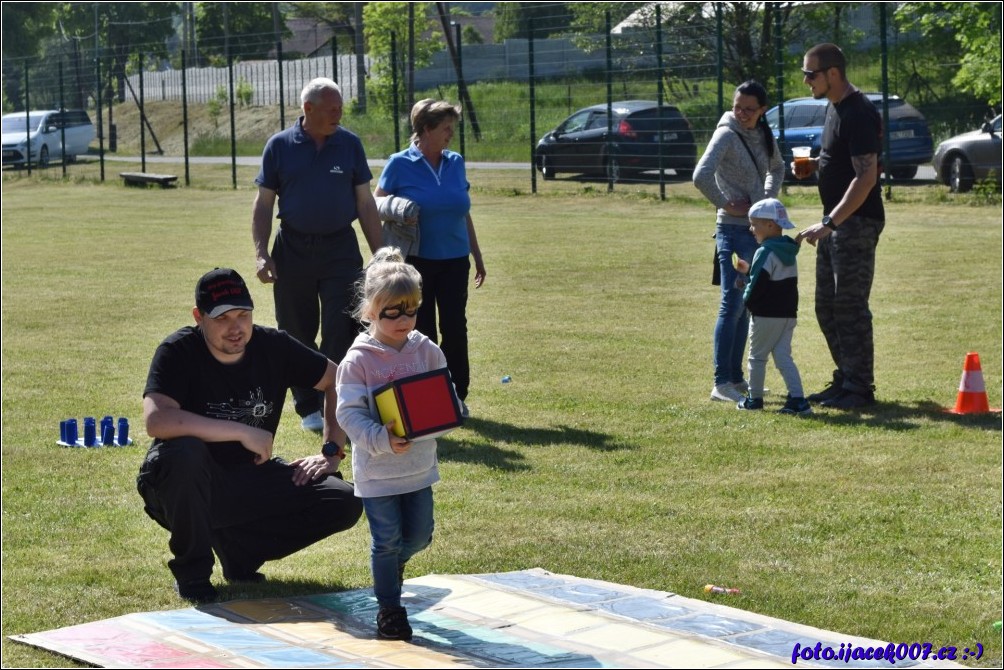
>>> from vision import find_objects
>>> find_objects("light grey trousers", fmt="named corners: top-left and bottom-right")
top-left (747, 316), bottom-right (804, 399)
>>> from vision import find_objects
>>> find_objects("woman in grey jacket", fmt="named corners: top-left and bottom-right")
top-left (693, 80), bottom-right (784, 404)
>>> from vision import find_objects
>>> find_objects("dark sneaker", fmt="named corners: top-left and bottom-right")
top-left (778, 396), bottom-right (813, 416)
top-left (377, 606), bottom-right (413, 641)
top-left (736, 396), bottom-right (764, 410)
top-left (822, 390), bottom-right (876, 410)
top-left (807, 381), bottom-right (843, 403)
top-left (175, 579), bottom-right (219, 604)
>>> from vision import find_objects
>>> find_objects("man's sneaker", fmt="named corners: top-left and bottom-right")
top-left (460, 401), bottom-right (470, 419)
top-left (777, 396), bottom-right (813, 416)
top-left (807, 381), bottom-right (843, 403)
top-left (376, 605), bottom-right (413, 641)
top-left (711, 384), bottom-right (745, 402)
top-left (736, 395), bottom-right (764, 410)
top-left (822, 390), bottom-right (876, 410)
top-left (175, 579), bottom-right (219, 604)
top-left (732, 380), bottom-right (749, 395)
top-left (300, 410), bottom-right (323, 432)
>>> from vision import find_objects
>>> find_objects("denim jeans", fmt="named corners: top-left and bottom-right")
top-left (714, 224), bottom-right (758, 386)
top-left (362, 487), bottom-right (435, 608)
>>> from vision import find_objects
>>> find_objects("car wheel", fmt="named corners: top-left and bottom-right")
top-left (948, 154), bottom-right (974, 193)
top-left (890, 165), bottom-right (918, 180)
top-left (605, 155), bottom-right (621, 183)
top-left (540, 154), bottom-right (556, 181)
top-left (38, 145), bottom-right (49, 169)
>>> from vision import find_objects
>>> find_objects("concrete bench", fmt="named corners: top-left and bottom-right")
top-left (120, 172), bottom-right (178, 188)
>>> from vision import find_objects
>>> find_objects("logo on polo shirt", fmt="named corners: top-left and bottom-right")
top-left (329, 165), bottom-right (344, 174)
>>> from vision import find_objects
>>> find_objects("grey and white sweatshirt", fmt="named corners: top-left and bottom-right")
top-left (693, 112), bottom-right (784, 227)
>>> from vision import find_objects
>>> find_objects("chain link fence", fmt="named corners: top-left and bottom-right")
top-left (3, 4), bottom-right (999, 194)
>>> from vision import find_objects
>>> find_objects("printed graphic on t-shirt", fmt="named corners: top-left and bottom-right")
top-left (206, 387), bottom-right (273, 427)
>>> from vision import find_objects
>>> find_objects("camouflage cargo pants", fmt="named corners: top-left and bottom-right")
top-left (814, 214), bottom-right (884, 394)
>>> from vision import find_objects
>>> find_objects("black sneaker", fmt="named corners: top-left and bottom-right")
top-left (822, 390), bottom-right (876, 410)
top-left (377, 605), bottom-right (413, 641)
top-left (807, 381), bottom-right (844, 403)
top-left (736, 395), bottom-right (764, 410)
top-left (777, 396), bottom-right (813, 416)
top-left (175, 579), bottom-right (219, 604)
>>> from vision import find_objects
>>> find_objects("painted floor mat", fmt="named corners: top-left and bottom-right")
top-left (10, 568), bottom-right (964, 668)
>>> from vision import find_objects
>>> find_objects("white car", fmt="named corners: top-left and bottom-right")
top-left (2, 109), bottom-right (95, 168)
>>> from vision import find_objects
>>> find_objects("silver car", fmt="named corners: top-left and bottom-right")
top-left (2, 109), bottom-right (95, 168)
top-left (932, 115), bottom-right (1002, 192)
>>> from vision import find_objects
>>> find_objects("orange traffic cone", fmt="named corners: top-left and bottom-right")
top-left (948, 352), bottom-right (1001, 414)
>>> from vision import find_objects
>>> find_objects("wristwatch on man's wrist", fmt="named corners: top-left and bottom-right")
top-left (821, 215), bottom-right (837, 230)
top-left (321, 441), bottom-right (341, 458)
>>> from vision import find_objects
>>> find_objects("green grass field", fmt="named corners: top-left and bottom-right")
top-left (1, 174), bottom-right (1001, 667)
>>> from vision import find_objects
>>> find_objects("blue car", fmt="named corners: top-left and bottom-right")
top-left (765, 94), bottom-right (933, 180)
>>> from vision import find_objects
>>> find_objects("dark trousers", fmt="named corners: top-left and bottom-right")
top-left (408, 255), bottom-right (471, 401)
top-left (137, 437), bottom-right (362, 584)
top-left (273, 226), bottom-right (364, 417)
top-left (814, 214), bottom-right (884, 394)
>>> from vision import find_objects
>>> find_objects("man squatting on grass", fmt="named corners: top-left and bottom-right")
top-left (137, 268), bottom-right (362, 603)
top-left (795, 43), bottom-right (885, 410)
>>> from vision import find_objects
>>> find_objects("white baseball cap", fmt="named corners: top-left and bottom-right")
top-left (748, 198), bottom-right (795, 229)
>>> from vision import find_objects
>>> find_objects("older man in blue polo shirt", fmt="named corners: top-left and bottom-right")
top-left (253, 78), bottom-right (382, 432)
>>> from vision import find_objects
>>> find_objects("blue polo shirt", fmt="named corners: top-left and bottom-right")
top-left (255, 117), bottom-right (373, 235)
top-left (377, 144), bottom-right (471, 260)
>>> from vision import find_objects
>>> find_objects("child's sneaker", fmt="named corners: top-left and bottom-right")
top-left (736, 395), bottom-right (764, 410)
top-left (777, 396), bottom-right (813, 416)
top-left (377, 606), bottom-right (413, 641)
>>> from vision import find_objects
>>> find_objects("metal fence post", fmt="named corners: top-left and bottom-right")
top-left (60, 60), bottom-right (67, 176)
top-left (657, 4), bottom-right (666, 200)
top-left (529, 18), bottom-right (537, 195)
top-left (140, 53), bottom-right (146, 173)
top-left (24, 61), bottom-right (32, 176)
top-left (605, 9), bottom-right (614, 192)
top-left (182, 50), bottom-right (190, 186)
top-left (392, 32), bottom-right (401, 153)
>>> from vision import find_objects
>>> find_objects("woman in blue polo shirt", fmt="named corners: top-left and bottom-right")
top-left (375, 99), bottom-right (486, 417)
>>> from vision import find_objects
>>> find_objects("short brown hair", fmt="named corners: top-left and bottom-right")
top-left (410, 99), bottom-right (462, 144)
top-left (805, 43), bottom-right (846, 79)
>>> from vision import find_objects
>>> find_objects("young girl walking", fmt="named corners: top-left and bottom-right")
top-left (336, 247), bottom-right (455, 641)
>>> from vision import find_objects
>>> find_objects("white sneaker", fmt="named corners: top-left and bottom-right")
top-left (460, 401), bottom-right (470, 419)
top-left (300, 410), bottom-right (323, 432)
top-left (710, 384), bottom-right (745, 402)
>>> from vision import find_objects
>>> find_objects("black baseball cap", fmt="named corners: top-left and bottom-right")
top-left (195, 268), bottom-right (254, 317)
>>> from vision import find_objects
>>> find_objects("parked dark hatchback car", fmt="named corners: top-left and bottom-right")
top-left (765, 94), bottom-right (933, 179)
top-left (535, 101), bottom-right (697, 181)
top-left (932, 115), bottom-right (1001, 192)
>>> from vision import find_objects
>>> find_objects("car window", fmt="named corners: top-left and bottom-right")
top-left (559, 110), bottom-right (592, 134)
top-left (787, 105), bottom-right (823, 128)
top-left (586, 113), bottom-right (609, 130)
top-left (993, 116), bottom-right (1002, 133)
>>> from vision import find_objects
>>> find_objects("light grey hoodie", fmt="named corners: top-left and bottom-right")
top-left (336, 330), bottom-right (449, 498)
top-left (693, 112), bottom-right (784, 226)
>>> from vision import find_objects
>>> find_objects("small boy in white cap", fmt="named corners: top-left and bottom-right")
top-left (734, 198), bottom-right (811, 415)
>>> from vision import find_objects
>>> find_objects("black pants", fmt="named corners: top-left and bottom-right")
top-left (408, 255), bottom-right (471, 401)
top-left (137, 437), bottom-right (362, 584)
top-left (272, 226), bottom-right (364, 417)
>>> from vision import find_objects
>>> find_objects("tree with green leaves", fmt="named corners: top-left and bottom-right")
top-left (362, 2), bottom-right (440, 115)
top-left (195, 2), bottom-right (286, 63)
top-left (1, 3), bottom-right (57, 110)
top-left (896, 2), bottom-right (1002, 108)
top-left (493, 2), bottom-right (572, 41)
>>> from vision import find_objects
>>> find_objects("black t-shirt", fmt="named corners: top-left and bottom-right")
top-left (817, 90), bottom-right (885, 221)
top-left (144, 324), bottom-right (328, 465)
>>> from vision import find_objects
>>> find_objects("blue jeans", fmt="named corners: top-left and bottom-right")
top-left (714, 224), bottom-right (758, 386)
top-left (362, 487), bottom-right (435, 608)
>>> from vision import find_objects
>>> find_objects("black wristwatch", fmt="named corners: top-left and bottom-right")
top-left (822, 215), bottom-right (837, 230)
top-left (321, 441), bottom-right (342, 457)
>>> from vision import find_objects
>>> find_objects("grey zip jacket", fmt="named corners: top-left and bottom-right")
top-left (693, 112), bottom-right (784, 227)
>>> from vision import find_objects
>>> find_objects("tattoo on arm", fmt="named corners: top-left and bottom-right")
top-left (852, 153), bottom-right (877, 178)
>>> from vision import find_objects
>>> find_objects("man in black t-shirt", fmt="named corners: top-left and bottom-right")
top-left (795, 43), bottom-right (885, 410)
top-left (137, 268), bottom-right (362, 603)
